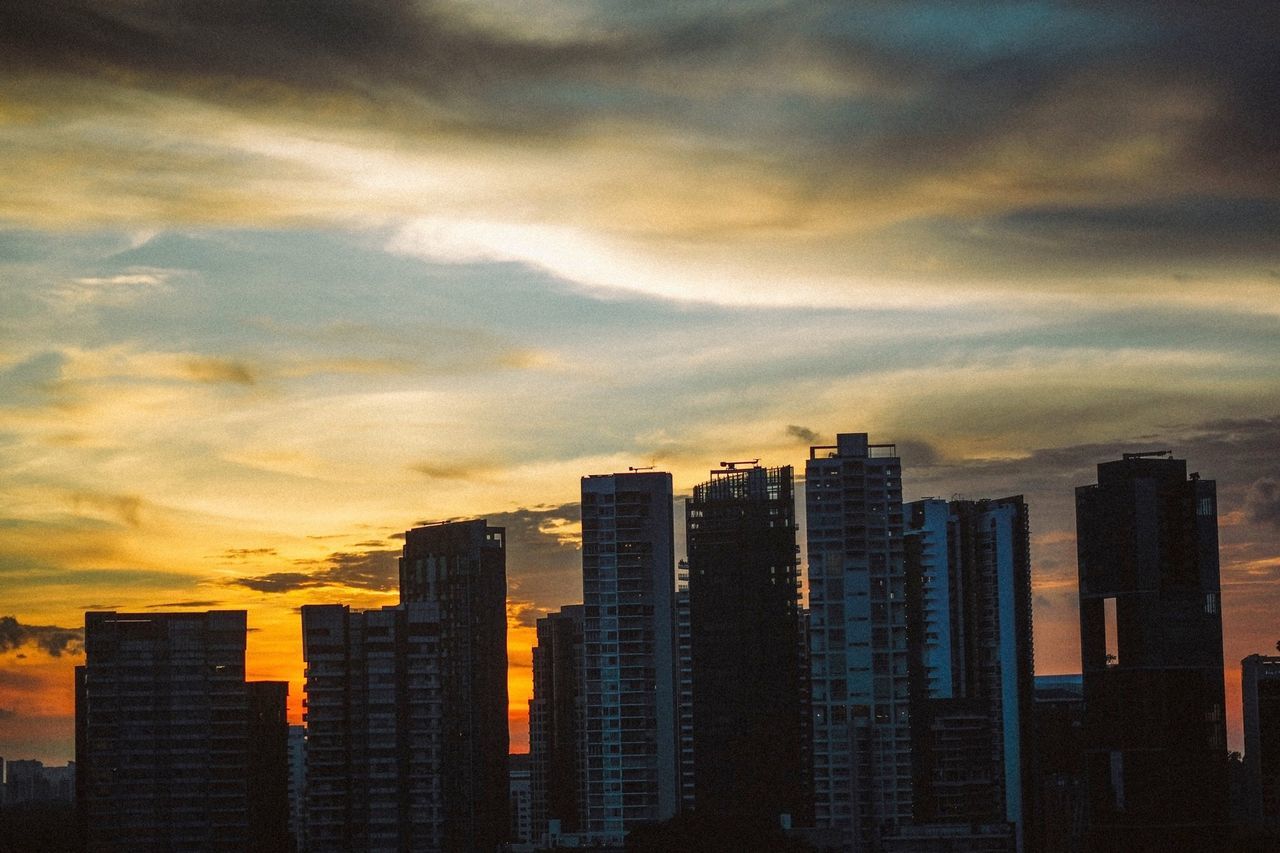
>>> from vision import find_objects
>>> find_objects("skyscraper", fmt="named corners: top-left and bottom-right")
top-left (1075, 451), bottom-right (1227, 851)
top-left (530, 605), bottom-right (586, 840)
top-left (247, 681), bottom-right (291, 853)
top-left (400, 518), bottom-right (510, 853)
top-left (1031, 675), bottom-right (1085, 853)
top-left (580, 471), bottom-right (679, 841)
top-left (301, 602), bottom-right (447, 852)
top-left (287, 725), bottom-right (307, 853)
top-left (675, 559), bottom-right (696, 814)
top-left (1242, 654), bottom-right (1280, 830)
top-left (76, 610), bottom-right (252, 851)
top-left (903, 497), bottom-right (1035, 851)
top-left (805, 433), bottom-right (911, 848)
top-left (302, 518), bottom-right (508, 853)
top-left (686, 463), bottom-right (809, 824)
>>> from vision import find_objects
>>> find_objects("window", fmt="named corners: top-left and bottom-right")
top-left (1104, 597), bottom-right (1119, 666)
top-left (1205, 592), bottom-right (1218, 615)
top-left (1109, 751), bottom-right (1125, 811)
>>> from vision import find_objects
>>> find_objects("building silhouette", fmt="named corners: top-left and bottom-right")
top-left (1243, 654), bottom-right (1280, 831)
top-left (903, 497), bottom-right (1035, 851)
top-left (1075, 452), bottom-right (1227, 851)
top-left (302, 518), bottom-right (508, 853)
top-left (686, 463), bottom-right (809, 825)
top-left (302, 603), bottom-right (445, 851)
top-left (509, 753), bottom-right (534, 846)
top-left (76, 610), bottom-right (275, 851)
top-left (1032, 675), bottom-right (1085, 853)
top-left (401, 518), bottom-right (510, 853)
top-left (805, 433), bottom-right (911, 848)
top-left (529, 605), bottom-right (586, 841)
top-left (287, 724), bottom-right (307, 852)
top-left (1, 759), bottom-right (75, 806)
top-left (580, 471), bottom-right (679, 842)
top-left (675, 559), bottom-right (696, 814)
top-left (247, 681), bottom-right (291, 853)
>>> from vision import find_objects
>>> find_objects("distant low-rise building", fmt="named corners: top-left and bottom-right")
top-left (2, 759), bottom-right (75, 806)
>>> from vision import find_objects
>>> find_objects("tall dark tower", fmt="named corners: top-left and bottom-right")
top-left (529, 605), bottom-right (586, 840)
top-left (686, 463), bottom-right (809, 825)
top-left (400, 519), bottom-right (510, 853)
top-left (1075, 452), bottom-right (1227, 852)
top-left (77, 610), bottom-right (251, 851)
top-left (903, 497), bottom-right (1035, 852)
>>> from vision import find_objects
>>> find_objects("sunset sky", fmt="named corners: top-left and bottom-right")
top-left (2, 1), bottom-right (1278, 762)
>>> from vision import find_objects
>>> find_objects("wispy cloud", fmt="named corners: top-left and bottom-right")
top-left (0, 616), bottom-right (84, 658)
top-left (184, 357), bottom-right (257, 385)
top-left (226, 549), bottom-right (399, 594)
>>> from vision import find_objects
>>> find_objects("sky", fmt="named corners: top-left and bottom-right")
top-left (1, 0), bottom-right (1278, 762)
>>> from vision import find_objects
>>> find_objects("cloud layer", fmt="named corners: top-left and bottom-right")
top-left (1, 1), bottom-right (1276, 305)
top-left (0, 616), bottom-right (84, 658)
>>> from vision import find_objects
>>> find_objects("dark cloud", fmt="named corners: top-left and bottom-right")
top-left (220, 547), bottom-right (278, 560)
top-left (1246, 478), bottom-right (1280, 530)
top-left (70, 492), bottom-right (143, 527)
top-left (0, 670), bottom-right (40, 689)
top-left (785, 425), bottom-right (821, 444)
top-left (896, 439), bottom-right (940, 468)
top-left (3, 1), bottom-right (1275, 200)
top-left (409, 462), bottom-right (492, 481)
top-left (486, 503), bottom-right (582, 614)
top-left (507, 599), bottom-right (541, 630)
top-left (227, 549), bottom-right (399, 594)
top-left (0, 352), bottom-right (66, 407)
top-left (0, 0), bottom-right (681, 137)
top-left (973, 197), bottom-right (1280, 266)
top-left (231, 572), bottom-right (319, 594)
top-left (184, 357), bottom-right (257, 385)
top-left (145, 600), bottom-right (223, 609)
top-left (0, 615), bottom-right (84, 658)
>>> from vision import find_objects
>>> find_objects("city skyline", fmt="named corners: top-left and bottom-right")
top-left (3, 434), bottom-right (1279, 765)
top-left (2, 0), bottom-right (1279, 774)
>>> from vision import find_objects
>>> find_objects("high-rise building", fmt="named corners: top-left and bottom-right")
top-left (1032, 675), bottom-right (1085, 853)
top-left (675, 559), bottom-right (696, 814)
top-left (580, 471), bottom-right (679, 841)
top-left (510, 754), bottom-right (534, 846)
top-left (301, 603), bottom-right (445, 852)
top-left (1242, 654), bottom-right (1280, 830)
top-left (76, 610), bottom-right (252, 851)
top-left (302, 517), bottom-right (508, 853)
top-left (530, 605), bottom-right (586, 840)
top-left (247, 681), bottom-right (291, 853)
top-left (1075, 452), bottom-right (1227, 851)
top-left (287, 725), bottom-right (307, 853)
top-left (400, 518), bottom-right (510, 853)
top-left (1, 759), bottom-right (75, 805)
top-left (903, 497), bottom-right (1035, 852)
top-left (805, 433), bottom-right (911, 848)
top-left (686, 463), bottom-right (809, 824)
